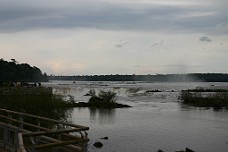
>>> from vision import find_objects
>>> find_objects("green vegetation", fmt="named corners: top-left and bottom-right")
top-left (0, 87), bottom-right (73, 119)
top-left (180, 90), bottom-right (228, 108)
top-left (95, 90), bottom-right (117, 103)
top-left (145, 89), bottom-right (162, 93)
top-left (0, 58), bottom-right (48, 82)
top-left (75, 90), bottom-right (131, 108)
top-left (88, 90), bottom-right (117, 108)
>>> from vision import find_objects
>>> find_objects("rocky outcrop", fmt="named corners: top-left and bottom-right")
top-left (93, 141), bottom-right (103, 148)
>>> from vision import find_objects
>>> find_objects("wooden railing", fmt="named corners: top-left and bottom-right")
top-left (0, 108), bottom-right (89, 152)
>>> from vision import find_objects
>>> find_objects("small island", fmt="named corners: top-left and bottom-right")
top-left (74, 90), bottom-right (131, 108)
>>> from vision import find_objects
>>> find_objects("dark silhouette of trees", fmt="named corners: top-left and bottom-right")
top-left (0, 58), bottom-right (48, 82)
top-left (48, 73), bottom-right (228, 82)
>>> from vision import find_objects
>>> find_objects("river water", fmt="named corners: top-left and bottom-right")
top-left (43, 81), bottom-right (228, 152)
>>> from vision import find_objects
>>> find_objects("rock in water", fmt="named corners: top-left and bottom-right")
top-left (157, 150), bottom-right (164, 152)
top-left (101, 137), bottom-right (108, 140)
top-left (185, 147), bottom-right (195, 152)
top-left (93, 142), bottom-right (103, 148)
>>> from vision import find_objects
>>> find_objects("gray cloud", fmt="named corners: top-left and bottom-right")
top-left (0, 0), bottom-right (227, 34)
top-left (199, 36), bottom-right (212, 42)
top-left (151, 43), bottom-right (158, 47)
top-left (115, 40), bottom-right (128, 48)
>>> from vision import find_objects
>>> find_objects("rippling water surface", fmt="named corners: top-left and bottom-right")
top-left (44, 81), bottom-right (228, 152)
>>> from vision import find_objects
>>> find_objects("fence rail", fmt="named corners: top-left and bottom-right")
top-left (0, 108), bottom-right (89, 152)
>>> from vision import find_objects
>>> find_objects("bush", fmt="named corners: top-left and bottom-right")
top-left (88, 89), bottom-right (96, 97)
top-left (87, 90), bottom-right (118, 108)
top-left (0, 87), bottom-right (73, 119)
top-left (87, 90), bottom-right (117, 103)
top-left (98, 90), bottom-right (117, 103)
top-left (180, 91), bottom-right (228, 108)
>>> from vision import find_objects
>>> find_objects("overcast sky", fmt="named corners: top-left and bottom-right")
top-left (0, 0), bottom-right (227, 75)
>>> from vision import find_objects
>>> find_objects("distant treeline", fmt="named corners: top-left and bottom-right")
top-left (49, 73), bottom-right (228, 82)
top-left (0, 59), bottom-right (48, 82)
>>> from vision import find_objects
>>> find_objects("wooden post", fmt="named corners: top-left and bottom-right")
top-left (7, 113), bottom-right (12, 125)
top-left (3, 125), bottom-right (7, 149)
top-left (19, 114), bottom-right (23, 129)
top-left (37, 120), bottom-right (40, 132)
top-left (18, 133), bottom-right (27, 152)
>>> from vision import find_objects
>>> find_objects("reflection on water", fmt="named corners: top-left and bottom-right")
top-left (43, 81), bottom-right (228, 152)
top-left (79, 106), bottom-right (228, 152)
top-left (89, 108), bottom-right (116, 125)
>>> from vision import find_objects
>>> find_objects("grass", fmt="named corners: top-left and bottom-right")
top-left (180, 91), bottom-right (228, 108)
top-left (0, 86), bottom-right (73, 119)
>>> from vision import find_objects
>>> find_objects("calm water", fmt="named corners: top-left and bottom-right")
top-left (43, 81), bottom-right (228, 152)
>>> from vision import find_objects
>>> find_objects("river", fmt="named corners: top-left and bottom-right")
top-left (43, 81), bottom-right (228, 152)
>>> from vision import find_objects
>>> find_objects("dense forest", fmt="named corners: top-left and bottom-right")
top-left (49, 73), bottom-right (228, 82)
top-left (0, 59), bottom-right (48, 82)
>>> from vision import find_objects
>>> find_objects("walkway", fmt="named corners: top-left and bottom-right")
top-left (0, 108), bottom-right (89, 152)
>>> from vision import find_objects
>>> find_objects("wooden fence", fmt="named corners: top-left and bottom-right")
top-left (0, 108), bottom-right (89, 152)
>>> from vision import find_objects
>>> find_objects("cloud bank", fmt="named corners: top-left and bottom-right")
top-left (0, 0), bottom-right (227, 34)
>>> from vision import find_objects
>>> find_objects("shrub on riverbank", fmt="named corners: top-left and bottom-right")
top-left (180, 91), bottom-right (228, 108)
top-left (0, 87), bottom-right (73, 119)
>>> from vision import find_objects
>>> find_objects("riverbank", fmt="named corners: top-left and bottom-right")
top-left (0, 86), bottom-right (73, 119)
